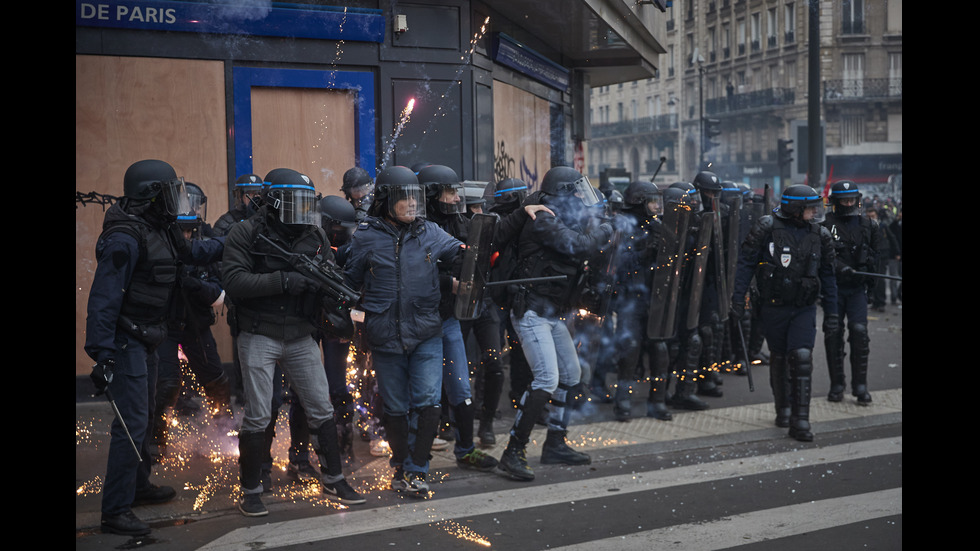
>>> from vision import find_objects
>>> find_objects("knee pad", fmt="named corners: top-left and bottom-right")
top-left (788, 348), bottom-right (813, 376)
top-left (847, 322), bottom-right (870, 347)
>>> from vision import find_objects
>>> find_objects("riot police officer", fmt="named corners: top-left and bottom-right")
top-left (222, 169), bottom-right (364, 516)
top-left (213, 173), bottom-right (263, 237)
top-left (418, 164), bottom-right (499, 472)
top-left (730, 184), bottom-right (838, 442)
top-left (822, 181), bottom-right (879, 405)
top-left (152, 182), bottom-right (233, 457)
top-left (614, 180), bottom-right (674, 420)
top-left (690, 171), bottom-right (728, 398)
top-left (497, 166), bottom-right (613, 481)
top-left (85, 160), bottom-right (224, 536)
top-left (340, 166), bottom-right (375, 222)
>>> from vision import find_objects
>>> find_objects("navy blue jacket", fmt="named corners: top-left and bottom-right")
top-left (344, 215), bottom-right (462, 353)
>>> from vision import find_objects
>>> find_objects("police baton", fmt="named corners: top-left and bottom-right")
top-left (95, 364), bottom-right (143, 462)
top-left (850, 270), bottom-right (902, 282)
top-left (484, 275), bottom-right (568, 287)
top-left (733, 320), bottom-right (755, 392)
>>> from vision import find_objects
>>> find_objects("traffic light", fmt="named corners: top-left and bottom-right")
top-left (778, 138), bottom-right (794, 168)
top-left (702, 117), bottom-right (722, 152)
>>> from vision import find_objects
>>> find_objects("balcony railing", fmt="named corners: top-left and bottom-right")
top-left (590, 114), bottom-right (680, 138)
top-left (824, 78), bottom-right (902, 100)
top-left (705, 87), bottom-right (796, 114)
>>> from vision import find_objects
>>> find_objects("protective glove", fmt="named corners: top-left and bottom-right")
top-left (282, 272), bottom-right (319, 295)
top-left (729, 297), bottom-right (745, 321)
top-left (90, 358), bottom-right (115, 395)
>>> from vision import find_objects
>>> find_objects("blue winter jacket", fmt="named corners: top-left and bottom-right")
top-left (344, 215), bottom-right (463, 353)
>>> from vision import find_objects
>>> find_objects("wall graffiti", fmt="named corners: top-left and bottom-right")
top-left (493, 140), bottom-right (539, 187)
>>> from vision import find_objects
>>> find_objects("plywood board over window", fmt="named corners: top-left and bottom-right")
top-left (492, 81), bottom-right (551, 190)
top-left (75, 55), bottom-right (227, 376)
top-left (249, 86), bottom-right (356, 195)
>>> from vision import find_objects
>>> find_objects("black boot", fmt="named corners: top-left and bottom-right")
top-left (613, 381), bottom-right (633, 422)
top-left (668, 378), bottom-right (710, 410)
top-left (788, 349), bottom-right (814, 442)
top-left (769, 352), bottom-right (791, 428)
top-left (451, 400), bottom-right (476, 450)
top-left (498, 389), bottom-right (551, 478)
top-left (849, 325), bottom-right (873, 405)
top-left (646, 374), bottom-right (673, 420)
top-left (824, 319), bottom-right (846, 402)
top-left (540, 429), bottom-right (591, 465)
top-left (497, 436), bottom-right (534, 481)
top-left (477, 412), bottom-right (496, 448)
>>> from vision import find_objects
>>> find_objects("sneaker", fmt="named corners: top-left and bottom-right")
top-left (390, 468), bottom-right (409, 492)
top-left (405, 472), bottom-right (430, 495)
top-left (430, 437), bottom-right (450, 451)
top-left (238, 492), bottom-right (268, 517)
top-left (497, 446), bottom-right (534, 481)
top-left (286, 461), bottom-right (319, 483)
top-left (323, 479), bottom-right (366, 505)
top-left (132, 484), bottom-right (176, 507)
top-left (457, 449), bottom-right (499, 472)
top-left (101, 510), bottom-right (150, 536)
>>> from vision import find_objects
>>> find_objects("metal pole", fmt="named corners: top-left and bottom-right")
top-left (807, 0), bottom-right (822, 188)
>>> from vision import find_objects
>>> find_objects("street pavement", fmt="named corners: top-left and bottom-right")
top-left (75, 304), bottom-right (902, 549)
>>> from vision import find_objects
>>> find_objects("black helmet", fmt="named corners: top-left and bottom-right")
top-left (177, 182), bottom-right (207, 231)
top-left (489, 178), bottom-right (528, 209)
top-left (123, 159), bottom-right (189, 217)
top-left (418, 164), bottom-right (465, 215)
top-left (828, 180), bottom-right (862, 216)
top-left (540, 166), bottom-right (601, 207)
top-left (776, 184), bottom-right (824, 221)
top-left (669, 182), bottom-right (703, 212)
top-left (624, 180), bottom-right (663, 217)
top-left (234, 173), bottom-right (264, 211)
top-left (267, 170), bottom-right (319, 226)
top-left (319, 195), bottom-right (356, 246)
top-left (374, 165), bottom-right (425, 222)
top-left (607, 189), bottom-right (625, 211)
top-left (341, 167), bottom-right (375, 210)
top-left (692, 171), bottom-right (723, 192)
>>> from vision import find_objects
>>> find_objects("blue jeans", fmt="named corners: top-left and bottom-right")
top-left (237, 332), bottom-right (335, 435)
top-left (372, 334), bottom-right (443, 473)
top-left (511, 308), bottom-right (582, 432)
top-left (442, 317), bottom-right (475, 458)
top-left (102, 332), bottom-right (156, 516)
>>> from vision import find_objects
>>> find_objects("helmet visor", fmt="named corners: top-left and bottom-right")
top-left (433, 182), bottom-right (466, 215)
top-left (159, 177), bottom-right (191, 217)
top-left (349, 181), bottom-right (375, 210)
top-left (560, 176), bottom-right (602, 207)
top-left (182, 189), bottom-right (207, 223)
top-left (272, 185), bottom-right (319, 226)
top-left (388, 184), bottom-right (426, 222)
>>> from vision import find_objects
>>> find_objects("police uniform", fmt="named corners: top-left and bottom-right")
top-left (730, 185), bottom-right (838, 442)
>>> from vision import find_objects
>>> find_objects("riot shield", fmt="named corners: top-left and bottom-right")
top-left (720, 189), bottom-right (743, 321)
top-left (454, 213), bottom-right (497, 320)
top-left (684, 210), bottom-right (714, 333)
top-left (647, 198), bottom-right (691, 340)
top-left (707, 198), bottom-right (729, 323)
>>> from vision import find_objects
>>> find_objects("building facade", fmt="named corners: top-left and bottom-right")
top-left (74, 0), bottom-right (667, 374)
top-left (587, 0), bottom-right (902, 198)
